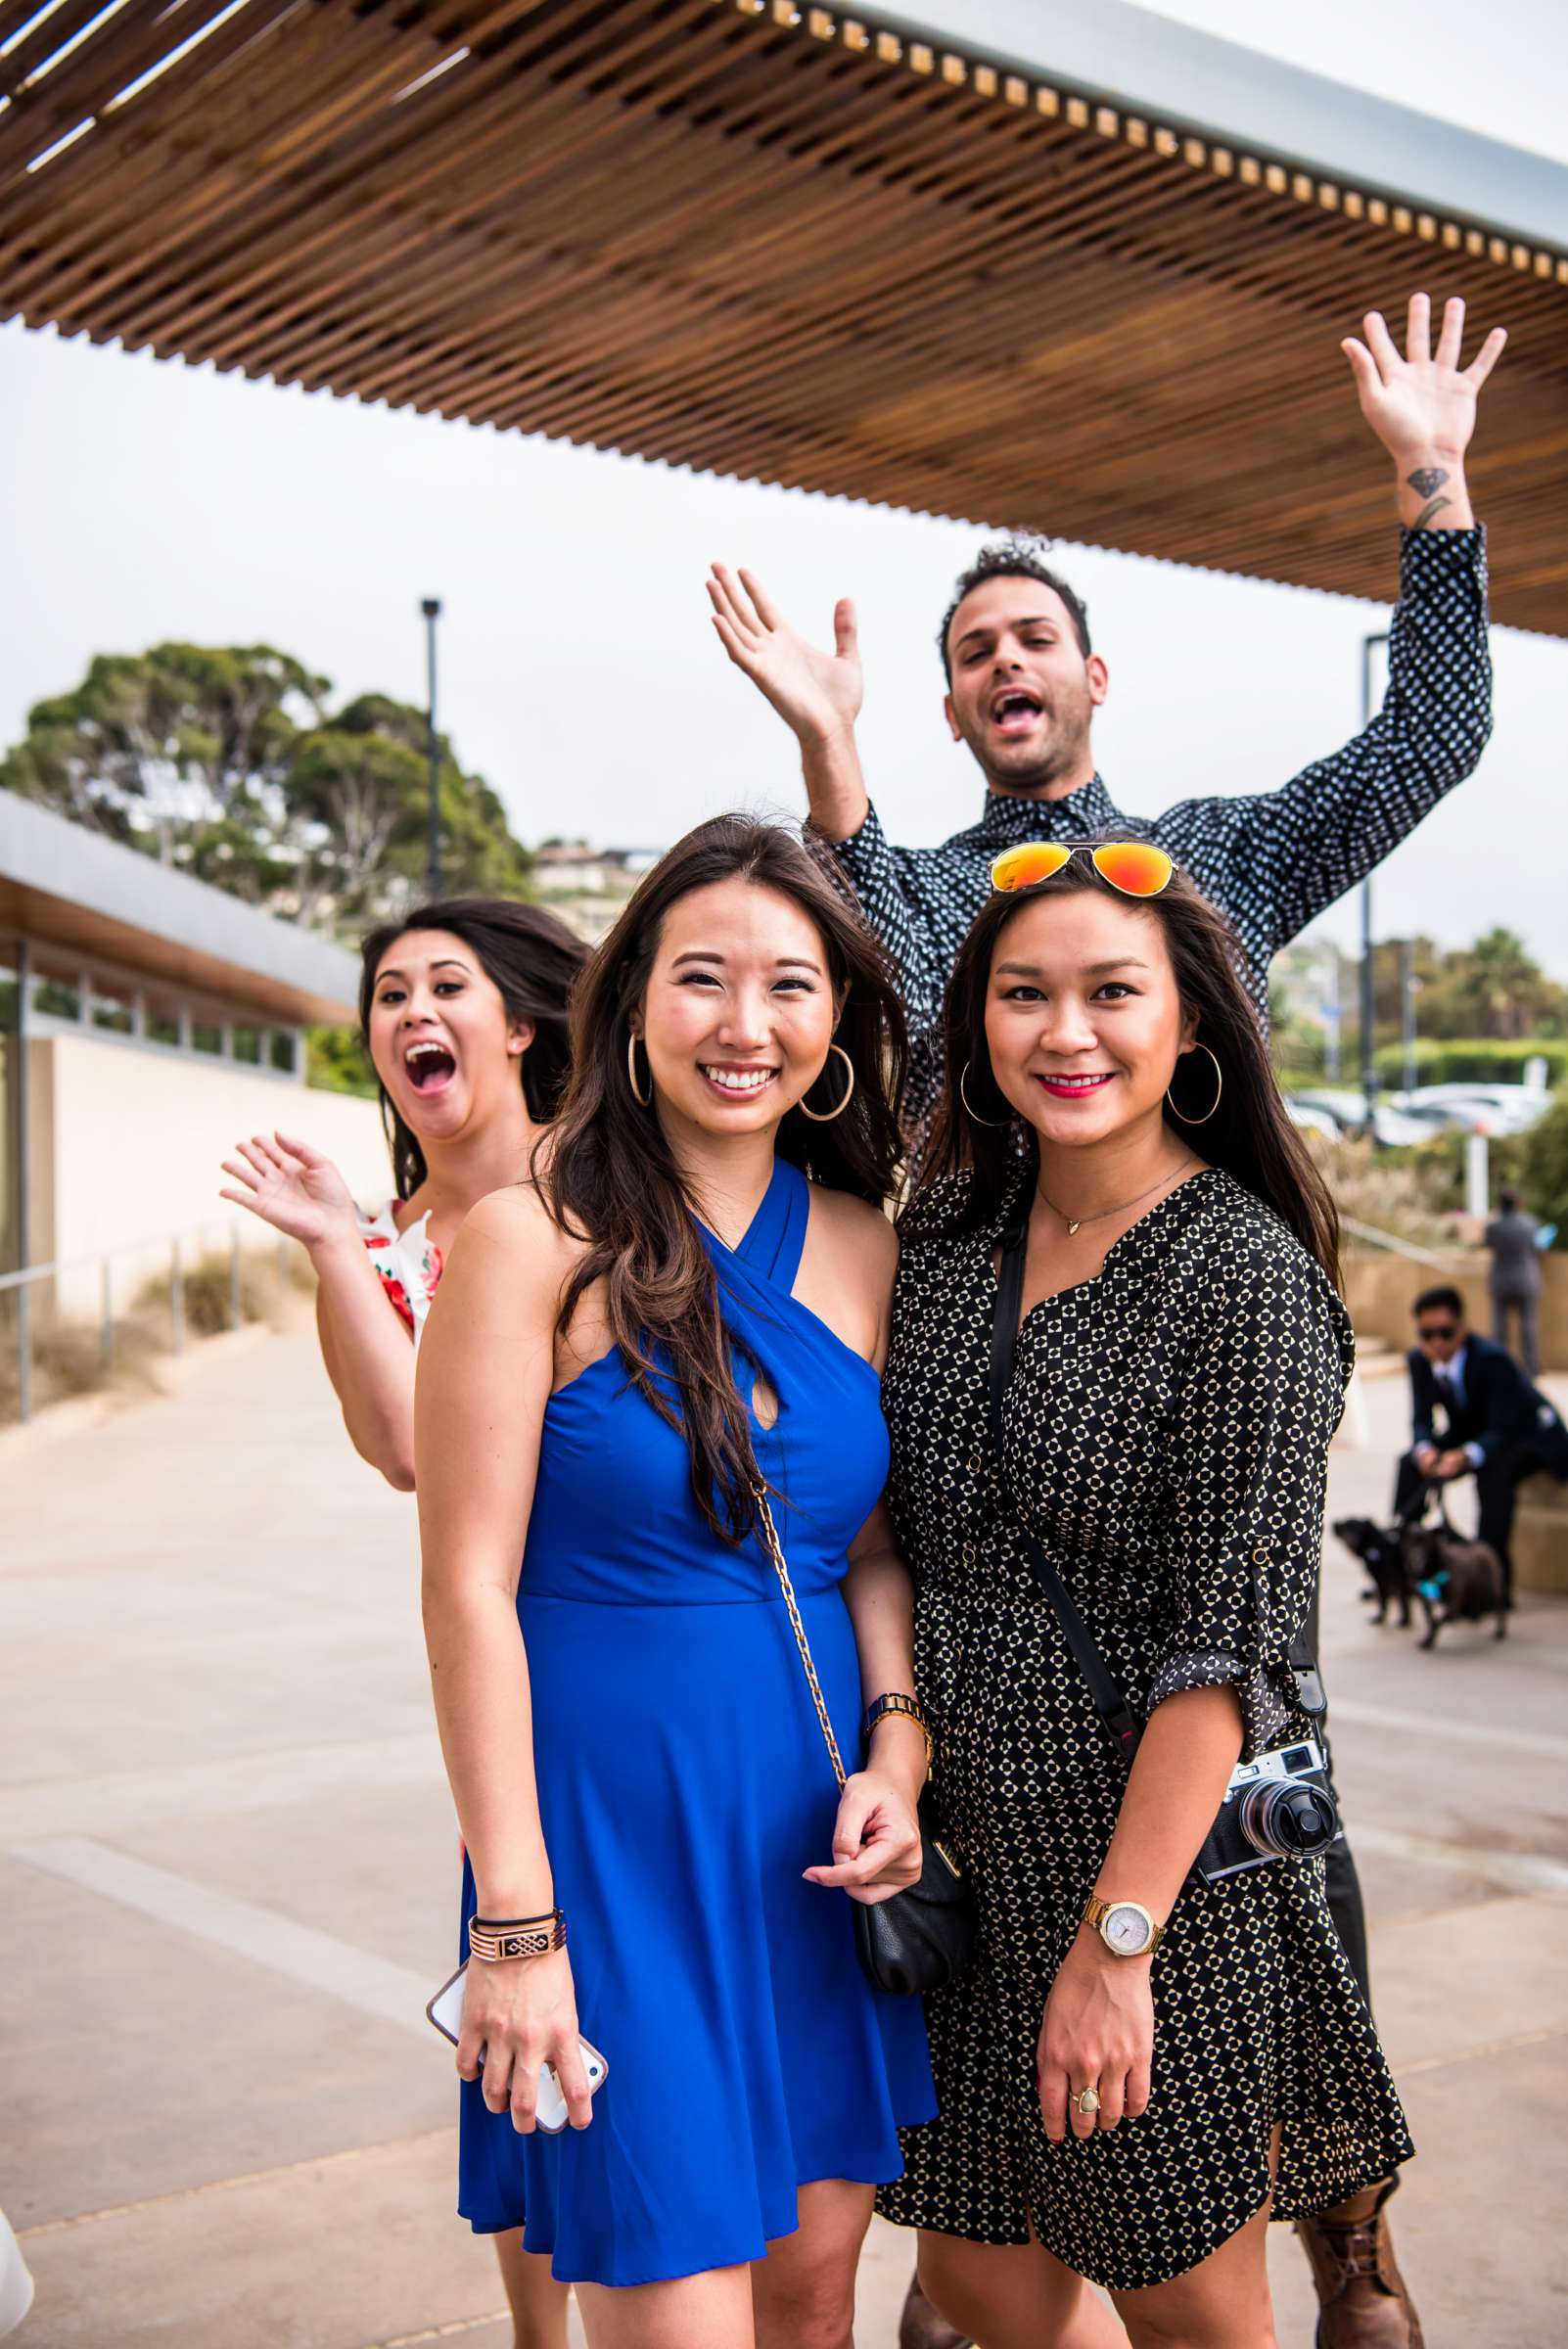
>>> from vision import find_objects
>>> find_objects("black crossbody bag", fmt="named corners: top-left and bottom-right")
top-left (989, 1220), bottom-right (1331, 1888)
top-left (755, 1486), bottom-right (977, 1997)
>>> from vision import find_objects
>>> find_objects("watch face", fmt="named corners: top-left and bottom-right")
top-left (1102, 1903), bottom-right (1153, 1956)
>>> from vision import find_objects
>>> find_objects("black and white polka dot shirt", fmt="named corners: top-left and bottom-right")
top-left (833, 528), bottom-right (1491, 1129)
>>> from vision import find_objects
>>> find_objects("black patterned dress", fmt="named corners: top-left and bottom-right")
top-left (876, 1167), bottom-right (1413, 2290)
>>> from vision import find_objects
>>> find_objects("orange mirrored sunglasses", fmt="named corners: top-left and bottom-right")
top-left (989, 839), bottom-right (1175, 898)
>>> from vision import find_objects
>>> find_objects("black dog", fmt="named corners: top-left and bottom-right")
top-left (1400, 1522), bottom-right (1508, 1649)
top-left (1333, 1516), bottom-right (1412, 1627)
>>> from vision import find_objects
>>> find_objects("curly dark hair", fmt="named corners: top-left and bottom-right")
top-left (938, 538), bottom-right (1092, 679)
top-left (358, 898), bottom-right (586, 1200)
top-left (539, 814), bottom-right (908, 1543)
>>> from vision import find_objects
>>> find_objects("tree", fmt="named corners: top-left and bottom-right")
top-left (1411, 929), bottom-right (1568, 1041)
top-left (0, 645), bottom-right (325, 886)
top-left (283, 694), bottom-right (532, 924)
top-left (1, 646), bottom-right (533, 933)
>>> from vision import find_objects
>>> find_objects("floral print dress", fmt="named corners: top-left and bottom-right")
top-left (355, 1201), bottom-right (443, 1343)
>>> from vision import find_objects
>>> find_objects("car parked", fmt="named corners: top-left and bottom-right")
top-left (1283, 1089), bottom-right (1433, 1147)
top-left (1400, 1083), bottom-right (1552, 1135)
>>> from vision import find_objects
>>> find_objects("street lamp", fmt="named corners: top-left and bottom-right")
top-left (421, 597), bottom-right (442, 898)
top-left (1360, 630), bottom-right (1390, 1139)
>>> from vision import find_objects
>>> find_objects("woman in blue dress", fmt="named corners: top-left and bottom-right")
top-left (416, 815), bottom-right (937, 2346)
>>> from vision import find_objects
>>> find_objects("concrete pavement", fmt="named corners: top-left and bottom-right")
top-left (1, 1316), bottom-right (1564, 2346)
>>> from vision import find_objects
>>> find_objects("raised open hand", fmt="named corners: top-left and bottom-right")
top-left (707, 564), bottom-right (862, 746)
top-left (1342, 292), bottom-right (1506, 468)
top-left (219, 1131), bottom-right (356, 1251)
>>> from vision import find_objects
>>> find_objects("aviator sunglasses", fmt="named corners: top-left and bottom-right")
top-left (989, 839), bottom-right (1175, 898)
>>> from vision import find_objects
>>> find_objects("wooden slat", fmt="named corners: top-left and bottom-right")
top-left (1, 0), bottom-right (1562, 632)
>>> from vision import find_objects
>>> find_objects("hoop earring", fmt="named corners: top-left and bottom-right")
top-left (800, 1042), bottom-right (855, 1123)
top-left (959, 1059), bottom-right (1010, 1128)
top-left (626, 1031), bottom-right (652, 1108)
top-left (1166, 1041), bottom-right (1222, 1125)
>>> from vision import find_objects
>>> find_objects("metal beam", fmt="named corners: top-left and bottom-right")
top-left (884, 0), bottom-right (1568, 249)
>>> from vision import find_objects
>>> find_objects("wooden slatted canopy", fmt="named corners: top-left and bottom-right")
top-left (3, 0), bottom-right (1565, 633)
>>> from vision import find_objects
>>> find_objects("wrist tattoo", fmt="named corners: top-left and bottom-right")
top-left (1406, 465), bottom-right (1450, 496)
top-left (1411, 493), bottom-right (1454, 530)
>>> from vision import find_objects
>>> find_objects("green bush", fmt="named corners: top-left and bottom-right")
top-left (1521, 1093), bottom-right (1568, 1249)
top-left (307, 1024), bottom-right (378, 1098)
top-left (1370, 1036), bottom-right (1568, 1088)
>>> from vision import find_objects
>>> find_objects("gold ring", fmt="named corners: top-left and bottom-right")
top-left (1074, 2086), bottom-right (1101, 2116)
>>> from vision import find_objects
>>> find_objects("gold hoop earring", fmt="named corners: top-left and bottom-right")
top-left (800, 1042), bottom-right (855, 1123)
top-left (959, 1059), bottom-right (1010, 1128)
top-left (626, 1030), bottom-right (652, 1108)
top-left (1166, 1041), bottom-right (1222, 1125)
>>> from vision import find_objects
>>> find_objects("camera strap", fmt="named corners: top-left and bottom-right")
top-left (989, 1220), bottom-right (1142, 1762)
top-left (987, 1217), bottom-right (1325, 1767)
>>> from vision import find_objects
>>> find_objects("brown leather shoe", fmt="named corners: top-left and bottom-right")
top-left (1295, 2176), bottom-right (1424, 2347)
top-left (899, 2272), bottom-right (973, 2349)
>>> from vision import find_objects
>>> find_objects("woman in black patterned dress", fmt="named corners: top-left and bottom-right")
top-left (877, 845), bottom-right (1413, 2348)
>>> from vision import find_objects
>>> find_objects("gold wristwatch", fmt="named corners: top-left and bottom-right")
top-left (1081, 1893), bottom-right (1165, 1958)
top-left (862, 1691), bottom-right (935, 1778)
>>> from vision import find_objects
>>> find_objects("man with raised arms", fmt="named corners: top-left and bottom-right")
top-left (710, 294), bottom-right (1504, 1136)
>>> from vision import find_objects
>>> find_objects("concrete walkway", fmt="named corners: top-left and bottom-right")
top-left (1, 1318), bottom-right (1564, 2347)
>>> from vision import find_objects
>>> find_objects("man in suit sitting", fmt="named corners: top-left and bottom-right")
top-left (1395, 1284), bottom-right (1568, 1603)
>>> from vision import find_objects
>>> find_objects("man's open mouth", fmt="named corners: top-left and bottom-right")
top-left (405, 1039), bottom-right (457, 1092)
top-left (990, 688), bottom-right (1042, 737)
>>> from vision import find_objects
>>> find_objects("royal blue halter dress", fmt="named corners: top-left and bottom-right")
top-left (456, 1157), bottom-right (936, 2286)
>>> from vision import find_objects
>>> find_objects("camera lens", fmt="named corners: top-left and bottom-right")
top-left (1238, 1779), bottom-right (1338, 1859)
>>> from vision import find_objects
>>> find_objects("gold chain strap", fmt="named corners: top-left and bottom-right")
top-left (753, 1486), bottom-right (848, 1791)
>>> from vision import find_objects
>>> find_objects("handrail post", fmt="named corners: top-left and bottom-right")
top-left (16, 1281), bottom-right (29, 1423)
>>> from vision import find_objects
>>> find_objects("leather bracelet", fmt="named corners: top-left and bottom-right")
top-left (468, 1911), bottom-right (567, 1964)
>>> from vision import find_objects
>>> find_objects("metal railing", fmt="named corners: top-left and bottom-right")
top-left (0, 1225), bottom-right (294, 1424)
top-left (1340, 1216), bottom-right (1453, 1267)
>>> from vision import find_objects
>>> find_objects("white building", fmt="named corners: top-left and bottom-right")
top-left (1, 794), bottom-right (386, 1331)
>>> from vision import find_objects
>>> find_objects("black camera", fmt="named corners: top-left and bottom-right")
top-left (1191, 1734), bottom-right (1340, 1886)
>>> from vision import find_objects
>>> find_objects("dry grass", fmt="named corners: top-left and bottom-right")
top-left (0, 1245), bottom-right (315, 1425)
top-left (1306, 1132), bottom-right (1489, 1254)
top-left (0, 1311), bottom-right (163, 1418)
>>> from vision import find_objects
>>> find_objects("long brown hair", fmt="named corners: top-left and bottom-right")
top-left (917, 854), bottom-right (1340, 1282)
top-left (541, 815), bottom-right (907, 1541)
top-left (358, 898), bottom-right (586, 1199)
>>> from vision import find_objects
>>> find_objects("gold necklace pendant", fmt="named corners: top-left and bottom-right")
top-left (1038, 1157), bottom-right (1194, 1237)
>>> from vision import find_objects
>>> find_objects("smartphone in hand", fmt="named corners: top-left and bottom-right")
top-left (426, 1961), bottom-right (608, 2133)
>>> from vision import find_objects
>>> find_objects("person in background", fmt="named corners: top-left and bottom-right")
top-left (221, 896), bottom-right (585, 2349)
top-left (1395, 1283), bottom-right (1568, 1607)
top-left (1485, 1185), bottom-right (1544, 1375)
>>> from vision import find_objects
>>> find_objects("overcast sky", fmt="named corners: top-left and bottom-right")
top-left (3, 0), bottom-right (1565, 975)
